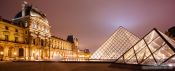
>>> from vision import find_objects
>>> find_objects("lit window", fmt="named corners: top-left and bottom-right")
top-left (32, 23), bottom-right (37, 29)
top-left (45, 29), bottom-right (48, 33)
top-left (34, 24), bottom-right (37, 28)
top-left (5, 35), bottom-right (8, 41)
top-left (25, 38), bottom-right (28, 43)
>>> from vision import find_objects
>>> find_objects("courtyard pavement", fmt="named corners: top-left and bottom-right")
top-left (0, 61), bottom-right (174, 71)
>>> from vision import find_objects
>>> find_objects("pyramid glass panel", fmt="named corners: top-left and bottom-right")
top-left (153, 44), bottom-right (175, 65)
top-left (90, 27), bottom-right (140, 60)
top-left (162, 55), bottom-right (175, 66)
top-left (117, 56), bottom-right (125, 63)
top-left (141, 55), bottom-right (157, 65)
top-left (158, 30), bottom-right (175, 48)
top-left (134, 40), bottom-right (147, 53)
top-left (115, 29), bottom-right (175, 66)
top-left (144, 30), bottom-right (159, 44)
top-left (136, 46), bottom-right (151, 63)
top-left (124, 48), bottom-right (135, 62)
top-left (148, 36), bottom-right (165, 52)
top-left (126, 55), bottom-right (138, 64)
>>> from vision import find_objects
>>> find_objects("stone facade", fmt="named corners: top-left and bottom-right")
top-left (0, 2), bottom-right (90, 61)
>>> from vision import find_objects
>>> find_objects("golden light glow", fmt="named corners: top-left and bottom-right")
top-left (36, 52), bottom-right (39, 56)
top-left (0, 51), bottom-right (3, 55)
top-left (13, 52), bottom-right (17, 55)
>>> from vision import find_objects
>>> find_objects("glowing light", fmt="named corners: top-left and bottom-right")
top-left (0, 51), bottom-right (3, 55)
top-left (52, 52), bottom-right (63, 61)
top-left (13, 52), bottom-right (17, 55)
top-left (53, 52), bottom-right (57, 56)
top-left (168, 64), bottom-right (174, 67)
top-left (172, 57), bottom-right (175, 60)
top-left (36, 52), bottom-right (39, 56)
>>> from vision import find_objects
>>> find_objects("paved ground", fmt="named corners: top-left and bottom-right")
top-left (0, 61), bottom-right (174, 71)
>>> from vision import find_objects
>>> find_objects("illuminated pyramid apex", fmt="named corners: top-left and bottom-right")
top-left (90, 26), bottom-right (140, 61)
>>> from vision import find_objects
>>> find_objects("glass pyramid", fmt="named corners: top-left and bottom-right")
top-left (90, 27), bottom-right (140, 61)
top-left (115, 28), bottom-right (175, 66)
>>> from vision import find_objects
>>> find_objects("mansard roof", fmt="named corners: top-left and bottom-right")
top-left (14, 3), bottom-right (47, 20)
top-left (0, 17), bottom-right (24, 28)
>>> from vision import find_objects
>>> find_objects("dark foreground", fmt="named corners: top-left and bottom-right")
top-left (0, 61), bottom-right (174, 71)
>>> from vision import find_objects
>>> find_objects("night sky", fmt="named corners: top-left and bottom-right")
top-left (0, 0), bottom-right (175, 52)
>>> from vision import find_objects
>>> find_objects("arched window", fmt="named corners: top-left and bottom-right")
top-left (8, 47), bottom-right (16, 58)
top-left (41, 39), bottom-right (44, 46)
top-left (0, 47), bottom-right (4, 58)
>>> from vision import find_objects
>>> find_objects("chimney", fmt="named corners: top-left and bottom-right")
top-left (22, 1), bottom-right (28, 17)
top-left (67, 35), bottom-right (74, 43)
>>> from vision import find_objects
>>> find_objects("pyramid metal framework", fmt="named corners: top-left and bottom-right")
top-left (90, 27), bottom-right (140, 60)
top-left (115, 28), bottom-right (175, 66)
